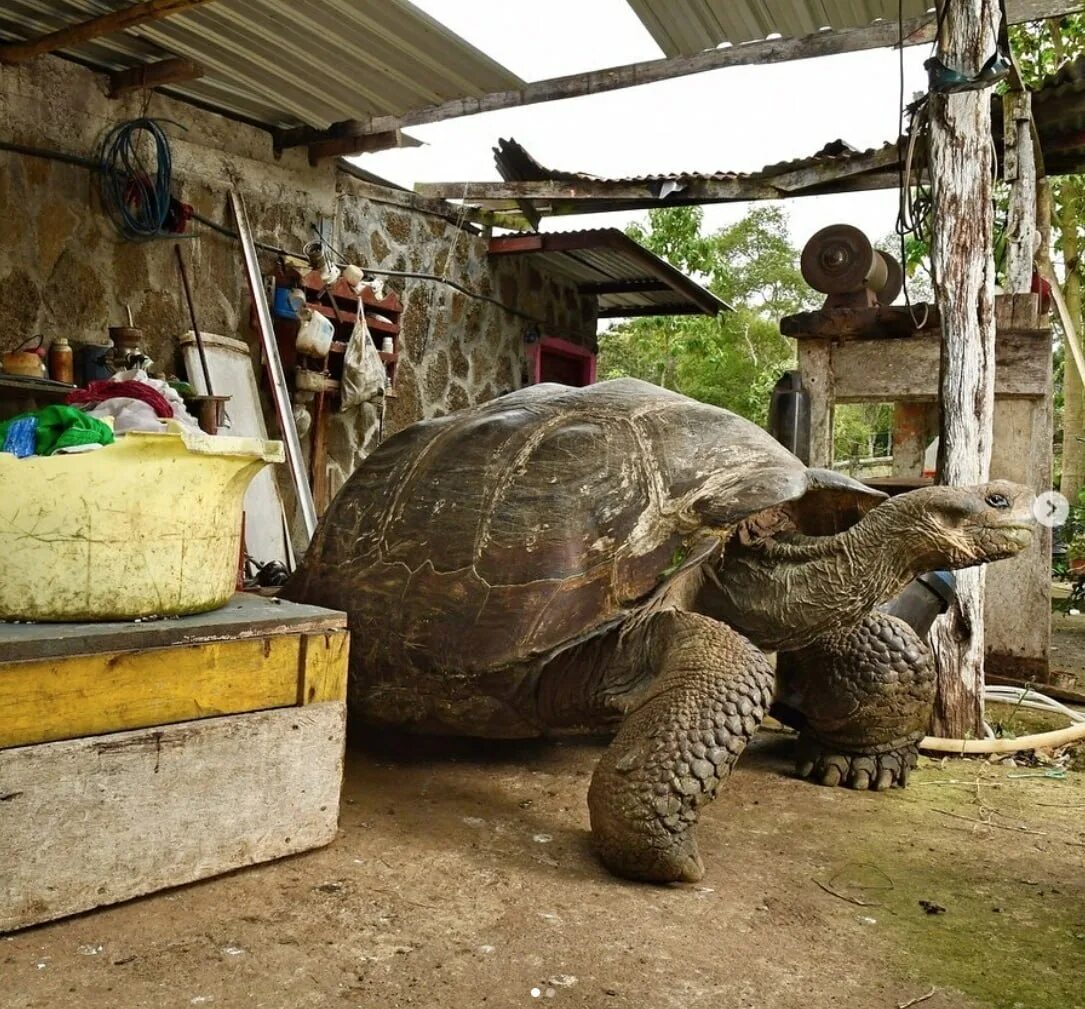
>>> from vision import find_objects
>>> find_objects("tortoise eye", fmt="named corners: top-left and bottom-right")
top-left (985, 493), bottom-right (1010, 509)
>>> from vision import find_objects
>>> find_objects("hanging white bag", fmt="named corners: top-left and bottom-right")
top-left (340, 310), bottom-right (387, 410)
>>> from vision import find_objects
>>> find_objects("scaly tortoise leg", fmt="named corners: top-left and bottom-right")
top-left (775, 610), bottom-right (934, 791)
top-left (587, 610), bottom-right (774, 883)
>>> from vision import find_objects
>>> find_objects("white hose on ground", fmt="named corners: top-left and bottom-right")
top-left (919, 685), bottom-right (1085, 754)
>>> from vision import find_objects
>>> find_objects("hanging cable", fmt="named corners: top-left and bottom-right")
top-left (97, 118), bottom-right (181, 241)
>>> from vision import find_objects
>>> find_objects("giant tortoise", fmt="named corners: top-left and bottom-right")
top-left (282, 378), bottom-right (1035, 883)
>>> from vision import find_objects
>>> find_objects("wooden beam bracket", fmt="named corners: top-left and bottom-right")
top-left (107, 57), bottom-right (203, 98)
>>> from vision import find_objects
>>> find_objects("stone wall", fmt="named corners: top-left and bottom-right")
top-left (0, 56), bottom-right (597, 524)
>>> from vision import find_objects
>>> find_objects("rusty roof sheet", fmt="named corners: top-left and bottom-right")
top-left (487, 52), bottom-right (1085, 210)
top-left (488, 229), bottom-right (729, 318)
top-left (494, 136), bottom-right (899, 188)
top-left (0, 0), bottom-right (523, 131)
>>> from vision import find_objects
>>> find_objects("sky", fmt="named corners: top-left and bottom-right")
top-left (358, 0), bottom-right (932, 250)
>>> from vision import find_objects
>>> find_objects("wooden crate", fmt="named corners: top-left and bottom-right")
top-left (0, 594), bottom-right (349, 932)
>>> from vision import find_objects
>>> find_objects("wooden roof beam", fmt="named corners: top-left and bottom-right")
top-left (274, 0), bottom-right (1084, 141)
top-left (304, 128), bottom-right (420, 166)
top-left (418, 178), bottom-right (781, 202)
top-left (0, 0), bottom-right (219, 65)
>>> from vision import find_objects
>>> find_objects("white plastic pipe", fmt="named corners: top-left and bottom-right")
top-left (920, 685), bottom-right (1085, 754)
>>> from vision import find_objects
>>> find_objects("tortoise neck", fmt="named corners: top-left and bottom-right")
top-left (708, 500), bottom-right (930, 651)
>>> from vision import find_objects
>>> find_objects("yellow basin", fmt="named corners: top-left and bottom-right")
top-left (0, 423), bottom-right (284, 621)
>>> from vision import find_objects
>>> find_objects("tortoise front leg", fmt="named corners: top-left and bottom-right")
top-left (587, 610), bottom-right (774, 884)
top-left (776, 610), bottom-right (934, 790)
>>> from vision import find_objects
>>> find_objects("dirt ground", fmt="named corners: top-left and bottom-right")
top-left (1051, 592), bottom-right (1085, 690)
top-left (6, 724), bottom-right (1085, 1009)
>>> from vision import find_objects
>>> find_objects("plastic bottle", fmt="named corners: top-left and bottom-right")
top-left (48, 337), bottom-right (74, 384)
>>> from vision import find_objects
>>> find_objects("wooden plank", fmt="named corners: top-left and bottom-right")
top-left (797, 340), bottom-right (833, 467)
top-left (0, 702), bottom-right (345, 933)
top-left (107, 57), bottom-right (203, 97)
top-left (0, 635), bottom-right (309, 749)
top-left (830, 331), bottom-right (1051, 402)
top-left (782, 304), bottom-right (939, 341)
top-left (418, 178), bottom-right (781, 202)
top-left (0, 0), bottom-right (218, 64)
top-left (271, 0), bottom-right (1079, 142)
top-left (0, 593), bottom-right (344, 664)
top-left (298, 632), bottom-right (350, 706)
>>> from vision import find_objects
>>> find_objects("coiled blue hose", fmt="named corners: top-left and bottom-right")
top-left (97, 118), bottom-right (174, 240)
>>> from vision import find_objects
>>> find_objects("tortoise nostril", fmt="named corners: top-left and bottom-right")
top-left (985, 493), bottom-right (1011, 509)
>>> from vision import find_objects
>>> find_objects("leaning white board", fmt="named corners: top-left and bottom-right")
top-left (180, 331), bottom-right (291, 567)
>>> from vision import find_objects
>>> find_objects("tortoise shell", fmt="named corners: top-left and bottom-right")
top-left (285, 378), bottom-right (881, 675)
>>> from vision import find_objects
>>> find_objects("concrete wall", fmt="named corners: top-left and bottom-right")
top-left (0, 56), bottom-right (596, 511)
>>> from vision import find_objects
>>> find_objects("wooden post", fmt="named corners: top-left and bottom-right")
top-left (985, 87), bottom-right (1050, 681)
top-left (927, 0), bottom-right (1001, 739)
top-left (891, 402), bottom-right (935, 477)
top-left (1003, 91), bottom-right (1037, 293)
top-left (797, 340), bottom-right (834, 467)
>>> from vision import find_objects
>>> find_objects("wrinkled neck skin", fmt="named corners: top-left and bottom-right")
top-left (702, 500), bottom-right (950, 652)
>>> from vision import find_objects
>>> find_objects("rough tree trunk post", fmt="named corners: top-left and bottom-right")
top-left (1058, 179), bottom-right (1085, 504)
top-left (928, 0), bottom-right (1001, 739)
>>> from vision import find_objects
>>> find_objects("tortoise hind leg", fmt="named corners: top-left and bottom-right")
top-left (587, 610), bottom-right (774, 883)
top-left (776, 611), bottom-right (934, 791)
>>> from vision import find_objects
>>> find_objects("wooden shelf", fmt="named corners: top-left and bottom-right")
top-left (364, 314), bottom-right (399, 335)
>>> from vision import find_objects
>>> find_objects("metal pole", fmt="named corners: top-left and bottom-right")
top-left (228, 188), bottom-right (318, 542)
top-left (174, 243), bottom-right (214, 396)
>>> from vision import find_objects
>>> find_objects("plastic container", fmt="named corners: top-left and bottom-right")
top-left (295, 307), bottom-right (335, 357)
top-left (881, 570), bottom-right (957, 637)
top-left (0, 423), bottom-right (284, 621)
top-left (767, 370), bottom-right (810, 463)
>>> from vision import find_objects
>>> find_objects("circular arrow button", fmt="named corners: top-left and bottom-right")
top-left (1033, 491), bottom-right (1069, 528)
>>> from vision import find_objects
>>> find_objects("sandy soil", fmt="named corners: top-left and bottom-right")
top-left (6, 727), bottom-right (1084, 1009)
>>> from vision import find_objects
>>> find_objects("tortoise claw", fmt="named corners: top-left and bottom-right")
top-left (794, 737), bottom-right (918, 791)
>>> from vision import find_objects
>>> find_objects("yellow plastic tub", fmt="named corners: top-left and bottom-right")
top-left (0, 423), bottom-right (284, 621)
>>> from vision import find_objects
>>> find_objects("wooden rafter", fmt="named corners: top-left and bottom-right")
top-left (0, 0), bottom-right (218, 65)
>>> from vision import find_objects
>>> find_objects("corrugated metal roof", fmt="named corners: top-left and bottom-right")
top-left (485, 49), bottom-right (1085, 213)
top-left (488, 230), bottom-right (728, 318)
top-left (494, 136), bottom-right (898, 188)
top-left (625, 0), bottom-right (931, 56)
top-left (0, 0), bottom-right (523, 130)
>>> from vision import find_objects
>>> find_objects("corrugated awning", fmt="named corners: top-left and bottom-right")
top-left (488, 230), bottom-right (729, 319)
top-left (626, 0), bottom-right (990, 56)
top-left (0, 0), bottom-right (523, 132)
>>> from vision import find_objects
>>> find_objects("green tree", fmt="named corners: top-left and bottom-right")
top-left (598, 206), bottom-right (814, 425)
top-left (1009, 16), bottom-right (1085, 500)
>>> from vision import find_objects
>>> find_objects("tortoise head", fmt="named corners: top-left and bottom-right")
top-left (873, 480), bottom-right (1036, 570)
top-left (704, 479), bottom-right (1036, 653)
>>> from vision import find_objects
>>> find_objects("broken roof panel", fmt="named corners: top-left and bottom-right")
top-left (0, 0), bottom-right (523, 131)
top-left (488, 229), bottom-right (728, 318)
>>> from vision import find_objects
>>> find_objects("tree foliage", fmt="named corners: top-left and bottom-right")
top-left (597, 206), bottom-right (814, 425)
